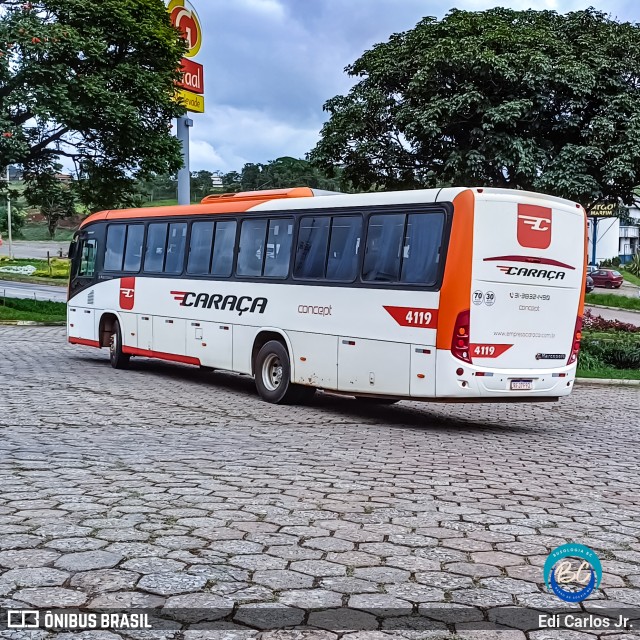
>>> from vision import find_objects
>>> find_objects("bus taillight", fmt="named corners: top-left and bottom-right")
top-left (568, 316), bottom-right (583, 365)
top-left (452, 309), bottom-right (471, 363)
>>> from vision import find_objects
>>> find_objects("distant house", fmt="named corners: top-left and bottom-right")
top-left (587, 206), bottom-right (640, 264)
top-left (8, 166), bottom-right (23, 181)
top-left (54, 172), bottom-right (73, 183)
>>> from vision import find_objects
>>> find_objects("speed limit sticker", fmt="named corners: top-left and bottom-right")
top-left (472, 290), bottom-right (484, 305)
top-left (484, 291), bottom-right (496, 306)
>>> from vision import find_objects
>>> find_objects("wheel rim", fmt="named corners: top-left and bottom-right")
top-left (110, 332), bottom-right (117, 358)
top-left (261, 353), bottom-right (283, 392)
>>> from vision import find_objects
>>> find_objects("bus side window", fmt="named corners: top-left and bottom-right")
top-left (144, 223), bottom-right (168, 273)
top-left (263, 219), bottom-right (293, 278)
top-left (237, 219), bottom-right (267, 277)
top-left (187, 221), bottom-right (214, 274)
top-left (294, 216), bottom-right (330, 279)
top-left (123, 224), bottom-right (145, 272)
top-left (164, 222), bottom-right (187, 274)
top-left (326, 216), bottom-right (362, 281)
top-left (362, 214), bottom-right (405, 282)
top-left (211, 220), bottom-right (236, 277)
top-left (79, 239), bottom-right (97, 277)
top-left (400, 213), bottom-right (445, 285)
top-left (104, 224), bottom-right (126, 271)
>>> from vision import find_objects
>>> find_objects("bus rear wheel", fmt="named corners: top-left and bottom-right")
top-left (109, 320), bottom-right (130, 370)
top-left (254, 340), bottom-right (315, 404)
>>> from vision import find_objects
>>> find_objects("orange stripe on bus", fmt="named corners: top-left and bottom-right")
top-left (436, 189), bottom-right (475, 351)
top-left (79, 187), bottom-right (316, 229)
top-left (122, 346), bottom-right (201, 366)
top-left (578, 206), bottom-right (588, 318)
top-left (69, 337), bottom-right (101, 348)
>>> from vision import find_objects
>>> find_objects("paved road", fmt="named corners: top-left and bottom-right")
top-left (585, 305), bottom-right (640, 327)
top-left (0, 279), bottom-right (67, 303)
top-left (592, 281), bottom-right (640, 298)
top-left (0, 326), bottom-right (639, 637)
top-left (0, 240), bottom-right (69, 259)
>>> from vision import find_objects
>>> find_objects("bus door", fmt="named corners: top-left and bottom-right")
top-left (68, 230), bottom-right (99, 341)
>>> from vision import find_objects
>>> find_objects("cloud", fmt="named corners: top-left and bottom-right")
top-left (187, 0), bottom-right (638, 173)
top-left (190, 105), bottom-right (320, 172)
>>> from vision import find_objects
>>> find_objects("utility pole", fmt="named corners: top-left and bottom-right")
top-left (591, 217), bottom-right (598, 265)
top-left (176, 115), bottom-right (193, 205)
top-left (5, 165), bottom-right (13, 259)
top-left (168, 0), bottom-right (204, 206)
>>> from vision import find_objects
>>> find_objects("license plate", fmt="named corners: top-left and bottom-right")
top-left (510, 379), bottom-right (533, 391)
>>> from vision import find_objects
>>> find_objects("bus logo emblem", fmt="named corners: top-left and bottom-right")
top-left (517, 204), bottom-right (552, 249)
top-left (119, 277), bottom-right (136, 310)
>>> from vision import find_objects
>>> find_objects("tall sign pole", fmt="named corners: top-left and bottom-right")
top-left (5, 166), bottom-right (13, 259)
top-left (168, 0), bottom-right (205, 205)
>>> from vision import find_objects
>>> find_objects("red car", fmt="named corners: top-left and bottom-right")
top-left (590, 269), bottom-right (623, 288)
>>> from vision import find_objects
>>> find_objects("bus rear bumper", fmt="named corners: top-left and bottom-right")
top-left (434, 351), bottom-right (577, 399)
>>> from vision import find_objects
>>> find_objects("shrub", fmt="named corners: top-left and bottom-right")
top-left (627, 254), bottom-right (640, 277)
top-left (577, 349), bottom-right (606, 371)
top-left (582, 309), bottom-right (640, 332)
top-left (580, 335), bottom-right (640, 369)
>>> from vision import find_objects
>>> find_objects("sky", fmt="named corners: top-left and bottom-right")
top-left (186, 0), bottom-right (638, 174)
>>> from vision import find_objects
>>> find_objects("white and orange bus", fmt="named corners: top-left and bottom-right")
top-left (67, 186), bottom-right (587, 404)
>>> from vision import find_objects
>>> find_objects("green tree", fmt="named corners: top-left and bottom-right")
top-left (133, 171), bottom-right (176, 204)
top-left (0, 0), bottom-right (186, 213)
top-left (191, 170), bottom-right (213, 200)
top-left (310, 8), bottom-right (640, 210)
top-left (237, 157), bottom-right (343, 192)
top-left (0, 192), bottom-right (26, 237)
top-left (24, 168), bottom-right (76, 238)
top-left (221, 170), bottom-right (242, 192)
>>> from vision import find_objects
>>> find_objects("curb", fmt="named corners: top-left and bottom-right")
top-left (586, 303), bottom-right (640, 314)
top-left (0, 321), bottom-right (66, 326)
top-left (576, 377), bottom-right (640, 386)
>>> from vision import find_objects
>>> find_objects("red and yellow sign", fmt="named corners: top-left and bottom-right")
top-left (175, 88), bottom-right (204, 113)
top-left (168, 0), bottom-right (204, 113)
top-left (168, 0), bottom-right (202, 58)
top-left (177, 57), bottom-right (204, 94)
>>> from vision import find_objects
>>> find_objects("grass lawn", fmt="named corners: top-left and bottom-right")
top-left (621, 269), bottom-right (640, 287)
top-left (142, 198), bottom-right (207, 208)
top-left (0, 257), bottom-right (70, 279)
top-left (585, 292), bottom-right (640, 311)
top-left (0, 298), bottom-right (66, 322)
top-left (18, 225), bottom-right (76, 241)
top-left (577, 368), bottom-right (640, 381)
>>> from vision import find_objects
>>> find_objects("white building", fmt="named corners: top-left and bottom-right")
top-left (620, 207), bottom-right (640, 264)
top-left (587, 205), bottom-right (640, 266)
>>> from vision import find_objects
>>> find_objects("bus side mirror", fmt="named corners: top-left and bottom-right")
top-left (68, 241), bottom-right (77, 260)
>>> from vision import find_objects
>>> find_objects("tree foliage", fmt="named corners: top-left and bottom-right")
top-left (222, 157), bottom-right (343, 193)
top-left (0, 0), bottom-right (186, 212)
top-left (23, 166), bottom-right (75, 237)
top-left (310, 8), bottom-right (640, 210)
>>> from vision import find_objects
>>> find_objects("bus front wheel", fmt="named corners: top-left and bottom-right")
top-left (254, 340), bottom-right (315, 404)
top-left (109, 320), bottom-right (130, 370)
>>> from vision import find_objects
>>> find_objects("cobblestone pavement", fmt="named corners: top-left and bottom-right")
top-left (1, 327), bottom-right (640, 640)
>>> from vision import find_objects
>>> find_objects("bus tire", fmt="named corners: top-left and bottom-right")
top-left (109, 320), bottom-right (130, 370)
top-left (355, 396), bottom-right (400, 405)
top-left (254, 340), bottom-right (311, 404)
